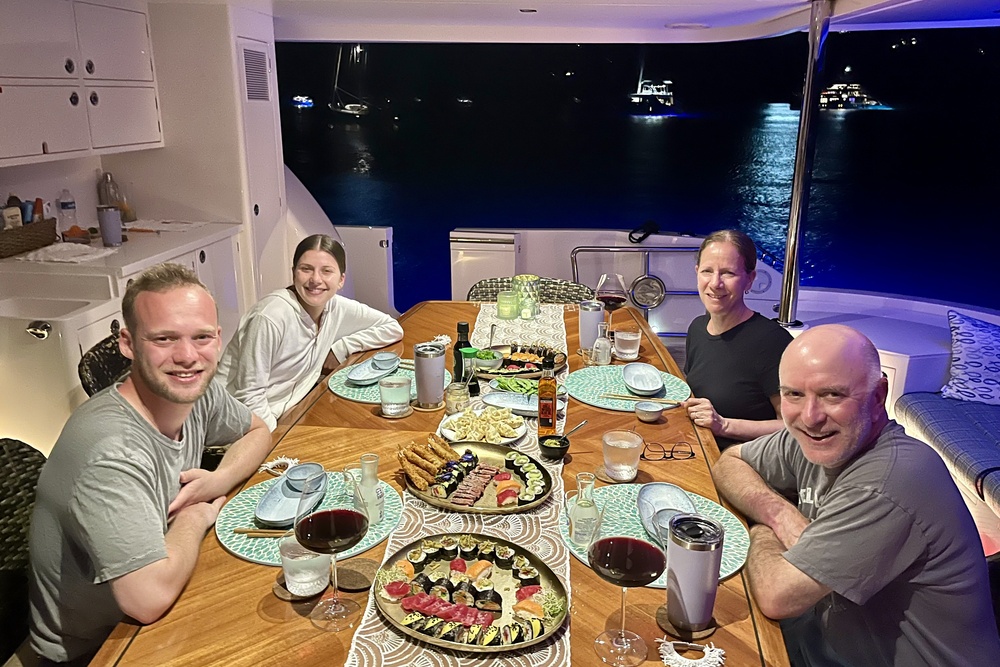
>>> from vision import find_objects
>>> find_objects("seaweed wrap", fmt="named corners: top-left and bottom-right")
top-left (479, 624), bottom-right (501, 646)
top-left (465, 624), bottom-right (483, 645)
top-left (400, 612), bottom-right (426, 631)
top-left (504, 451), bottom-right (519, 469)
top-left (501, 623), bottom-right (523, 645)
top-left (439, 621), bottom-right (463, 641)
top-left (439, 536), bottom-right (459, 560)
top-left (516, 566), bottom-right (540, 587)
top-left (409, 572), bottom-right (432, 596)
top-left (453, 580), bottom-right (476, 606)
top-left (429, 578), bottom-right (455, 601)
top-left (493, 545), bottom-right (515, 569)
top-left (457, 534), bottom-right (479, 560)
top-left (421, 616), bottom-right (444, 637)
top-left (474, 589), bottom-right (504, 614)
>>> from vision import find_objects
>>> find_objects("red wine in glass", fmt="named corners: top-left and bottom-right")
top-left (295, 508), bottom-right (369, 554)
top-left (588, 536), bottom-right (666, 588)
top-left (596, 294), bottom-right (628, 312)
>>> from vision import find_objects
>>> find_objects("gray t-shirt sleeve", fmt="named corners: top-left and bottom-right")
top-left (740, 430), bottom-right (801, 497)
top-left (197, 379), bottom-right (254, 448)
top-left (784, 486), bottom-right (927, 605)
top-left (68, 453), bottom-right (168, 584)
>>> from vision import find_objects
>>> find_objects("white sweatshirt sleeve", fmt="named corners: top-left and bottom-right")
top-left (327, 297), bottom-right (404, 364)
top-left (221, 313), bottom-right (282, 431)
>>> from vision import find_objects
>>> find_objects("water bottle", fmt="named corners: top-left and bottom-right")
top-left (58, 188), bottom-right (77, 236)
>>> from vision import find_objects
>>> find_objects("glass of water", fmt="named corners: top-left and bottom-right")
top-left (279, 532), bottom-right (330, 598)
top-left (613, 328), bottom-right (641, 360)
top-left (602, 430), bottom-right (644, 482)
top-left (379, 375), bottom-right (412, 416)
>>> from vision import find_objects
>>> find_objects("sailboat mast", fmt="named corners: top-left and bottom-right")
top-left (332, 44), bottom-right (344, 102)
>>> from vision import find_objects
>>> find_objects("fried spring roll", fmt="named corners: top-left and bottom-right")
top-left (397, 452), bottom-right (432, 490)
top-left (404, 449), bottom-right (439, 475)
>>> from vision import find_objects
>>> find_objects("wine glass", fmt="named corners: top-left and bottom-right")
top-left (595, 273), bottom-right (628, 329)
top-left (586, 514), bottom-right (666, 665)
top-left (294, 470), bottom-right (370, 631)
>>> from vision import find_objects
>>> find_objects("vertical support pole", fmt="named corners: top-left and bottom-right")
top-left (778, 0), bottom-right (833, 327)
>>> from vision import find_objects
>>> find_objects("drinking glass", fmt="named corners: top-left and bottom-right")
top-left (613, 328), bottom-right (641, 360)
top-left (378, 375), bottom-right (411, 416)
top-left (294, 470), bottom-right (370, 631)
top-left (587, 512), bottom-right (666, 665)
top-left (595, 273), bottom-right (628, 328)
top-left (602, 429), bottom-right (644, 481)
top-left (279, 532), bottom-right (330, 598)
top-left (496, 290), bottom-right (520, 320)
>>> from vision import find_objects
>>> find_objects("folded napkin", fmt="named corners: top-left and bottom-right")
top-left (16, 243), bottom-right (119, 263)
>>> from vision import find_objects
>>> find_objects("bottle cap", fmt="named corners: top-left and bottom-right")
top-left (543, 355), bottom-right (554, 370)
top-left (457, 322), bottom-right (469, 334)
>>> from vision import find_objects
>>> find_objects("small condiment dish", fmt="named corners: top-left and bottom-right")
top-left (284, 462), bottom-right (325, 491)
top-left (474, 349), bottom-right (504, 370)
top-left (372, 352), bottom-right (399, 370)
top-left (538, 435), bottom-right (570, 460)
top-left (635, 401), bottom-right (664, 423)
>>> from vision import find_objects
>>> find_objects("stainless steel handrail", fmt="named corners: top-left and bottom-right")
top-left (570, 245), bottom-right (698, 285)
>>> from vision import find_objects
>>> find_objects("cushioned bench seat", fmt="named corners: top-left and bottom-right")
top-left (895, 392), bottom-right (1000, 517)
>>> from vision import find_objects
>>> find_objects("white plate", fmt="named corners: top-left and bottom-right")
top-left (487, 378), bottom-right (568, 396)
top-left (437, 408), bottom-right (527, 445)
top-left (254, 475), bottom-right (327, 528)
top-left (622, 362), bottom-right (665, 396)
top-left (481, 390), bottom-right (568, 417)
top-left (346, 357), bottom-right (399, 386)
top-left (637, 482), bottom-right (697, 543)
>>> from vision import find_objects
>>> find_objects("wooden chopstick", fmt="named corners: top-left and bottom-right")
top-left (600, 393), bottom-right (682, 405)
top-left (233, 528), bottom-right (287, 538)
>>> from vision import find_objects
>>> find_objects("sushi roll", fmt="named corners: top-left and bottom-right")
top-left (513, 454), bottom-right (530, 468)
top-left (429, 483), bottom-right (450, 498)
top-left (474, 589), bottom-right (504, 614)
top-left (473, 577), bottom-right (495, 597)
top-left (519, 462), bottom-right (538, 475)
top-left (409, 572), bottom-right (432, 596)
top-left (459, 449), bottom-right (478, 471)
top-left (465, 624), bottom-right (483, 645)
top-left (421, 538), bottom-right (442, 560)
top-left (467, 559), bottom-right (493, 582)
top-left (494, 545), bottom-right (515, 569)
top-left (453, 580), bottom-right (477, 606)
top-left (527, 617), bottom-right (544, 639)
top-left (429, 577), bottom-right (455, 601)
top-left (516, 566), bottom-right (540, 587)
top-left (479, 624), bottom-right (501, 646)
top-left (512, 554), bottom-right (531, 571)
top-left (439, 536), bottom-right (459, 560)
top-left (501, 623), bottom-right (523, 645)
top-left (400, 612), bottom-right (426, 631)
top-left (525, 470), bottom-right (544, 483)
top-left (504, 451), bottom-right (519, 469)
top-left (457, 534), bottom-right (480, 560)
top-left (421, 616), bottom-right (444, 637)
top-left (407, 548), bottom-right (426, 568)
top-left (518, 489), bottom-right (536, 505)
top-left (478, 540), bottom-right (496, 562)
top-left (439, 621), bottom-right (463, 641)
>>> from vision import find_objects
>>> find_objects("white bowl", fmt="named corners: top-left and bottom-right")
top-left (634, 401), bottom-right (664, 422)
top-left (474, 350), bottom-right (504, 370)
top-left (372, 352), bottom-right (399, 370)
top-left (284, 462), bottom-right (325, 491)
top-left (622, 362), bottom-right (664, 396)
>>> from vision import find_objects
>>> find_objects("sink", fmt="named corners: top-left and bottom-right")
top-left (0, 297), bottom-right (92, 319)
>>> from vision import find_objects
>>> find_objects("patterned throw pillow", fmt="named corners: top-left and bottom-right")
top-left (941, 310), bottom-right (1000, 406)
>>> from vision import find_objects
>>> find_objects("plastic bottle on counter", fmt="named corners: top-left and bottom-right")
top-left (3, 194), bottom-right (23, 229)
top-left (97, 172), bottom-right (123, 208)
top-left (58, 189), bottom-right (78, 236)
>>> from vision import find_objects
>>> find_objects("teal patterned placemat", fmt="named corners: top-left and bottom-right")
top-left (558, 483), bottom-right (748, 586)
top-left (215, 474), bottom-right (403, 566)
top-left (564, 365), bottom-right (691, 412)
top-left (328, 365), bottom-right (453, 404)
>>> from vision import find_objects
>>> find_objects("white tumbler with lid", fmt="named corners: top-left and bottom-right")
top-left (665, 513), bottom-right (724, 633)
top-left (413, 342), bottom-right (446, 409)
top-left (578, 300), bottom-right (605, 352)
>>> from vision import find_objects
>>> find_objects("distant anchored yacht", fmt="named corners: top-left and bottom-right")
top-left (819, 83), bottom-right (889, 110)
top-left (628, 80), bottom-right (675, 116)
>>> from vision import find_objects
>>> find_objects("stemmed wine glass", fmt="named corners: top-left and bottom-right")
top-left (595, 273), bottom-right (628, 329)
top-left (295, 470), bottom-right (370, 631)
top-left (587, 514), bottom-right (666, 665)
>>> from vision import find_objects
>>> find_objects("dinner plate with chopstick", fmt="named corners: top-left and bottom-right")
top-left (564, 365), bottom-right (690, 413)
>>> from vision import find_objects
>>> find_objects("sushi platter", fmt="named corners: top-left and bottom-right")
top-left (475, 344), bottom-right (568, 380)
top-left (399, 439), bottom-right (553, 514)
top-left (373, 532), bottom-right (568, 652)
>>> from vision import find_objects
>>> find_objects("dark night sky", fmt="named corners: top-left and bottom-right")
top-left (276, 28), bottom-right (1000, 113)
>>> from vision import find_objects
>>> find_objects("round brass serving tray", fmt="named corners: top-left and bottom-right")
top-left (373, 532), bottom-right (568, 653)
top-left (405, 441), bottom-right (553, 514)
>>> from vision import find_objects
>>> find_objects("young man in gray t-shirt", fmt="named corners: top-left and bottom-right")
top-left (29, 264), bottom-right (272, 665)
top-left (713, 324), bottom-right (1000, 667)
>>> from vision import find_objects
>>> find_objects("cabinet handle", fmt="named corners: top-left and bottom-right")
top-left (90, 91), bottom-right (99, 106)
top-left (65, 58), bottom-right (75, 74)
top-left (86, 59), bottom-right (95, 75)
top-left (253, 204), bottom-right (259, 216)
top-left (26, 321), bottom-right (52, 340)
top-left (199, 250), bottom-right (207, 264)
top-left (70, 92), bottom-right (79, 106)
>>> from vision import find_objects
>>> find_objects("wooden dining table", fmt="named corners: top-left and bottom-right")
top-left (91, 301), bottom-right (789, 667)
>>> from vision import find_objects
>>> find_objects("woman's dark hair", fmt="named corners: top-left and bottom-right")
top-left (292, 234), bottom-right (346, 273)
top-left (696, 229), bottom-right (757, 273)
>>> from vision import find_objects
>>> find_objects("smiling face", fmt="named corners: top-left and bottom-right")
top-left (119, 285), bottom-right (221, 405)
top-left (779, 326), bottom-right (888, 469)
top-left (292, 248), bottom-right (345, 318)
top-left (696, 241), bottom-right (755, 317)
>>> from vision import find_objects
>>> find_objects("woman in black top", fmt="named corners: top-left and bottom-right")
top-left (683, 230), bottom-right (792, 447)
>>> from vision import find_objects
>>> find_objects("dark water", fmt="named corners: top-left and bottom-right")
top-left (278, 37), bottom-right (1000, 314)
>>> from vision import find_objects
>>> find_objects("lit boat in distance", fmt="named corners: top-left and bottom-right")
top-left (819, 83), bottom-right (890, 110)
top-left (628, 80), bottom-right (676, 116)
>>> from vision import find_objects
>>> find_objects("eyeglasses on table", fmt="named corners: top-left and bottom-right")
top-left (640, 441), bottom-right (695, 461)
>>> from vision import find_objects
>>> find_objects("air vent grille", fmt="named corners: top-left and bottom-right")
top-left (243, 49), bottom-right (269, 101)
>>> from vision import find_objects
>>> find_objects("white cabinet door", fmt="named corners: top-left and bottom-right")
top-left (74, 1), bottom-right (153, 82)
top-left (193, 238), bottom-right (241, 348)
top-left (86, 86), bottom-right (161, 148)
top-left (0, 0), bottom-right (79, 79)
top-left (0, 85), bottom-right (91, 159)
top-left (77, 310), bottom-right (122, 357)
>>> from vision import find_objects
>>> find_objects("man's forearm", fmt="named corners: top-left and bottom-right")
top-left (746, 524), bottom-right (831, 619)
top-left (214, 415), bottom-right (273, 490)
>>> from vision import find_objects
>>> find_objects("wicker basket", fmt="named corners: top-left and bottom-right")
top-left (0, 218), bottom-right (58, 259)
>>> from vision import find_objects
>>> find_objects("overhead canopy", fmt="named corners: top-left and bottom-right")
top-left (271, 0), bottom-right (1000, 43)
